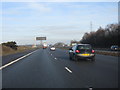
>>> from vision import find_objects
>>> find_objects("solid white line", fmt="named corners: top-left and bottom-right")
top-left (0, 50), bottom-right (37, 70)
top-left (65, 67), bottom-right (72, 73)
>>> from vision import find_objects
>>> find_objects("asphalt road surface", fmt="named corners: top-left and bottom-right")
top-left (2, 48), bottom-right (118, 88)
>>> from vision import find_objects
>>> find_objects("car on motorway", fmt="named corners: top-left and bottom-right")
top-left (43, 43), bottom-right (47, 49)
top-left (110, 45), bottom-right (120, 51)
top-left (69, 44), bottom-right (95, 61)
top-left (43, 46), bottom-right (47, 49)
top-left (50, 46), bottom-right (56, 51)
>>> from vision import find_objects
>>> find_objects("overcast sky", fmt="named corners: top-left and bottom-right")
top-left (1, 1), bottom-right (118, 45)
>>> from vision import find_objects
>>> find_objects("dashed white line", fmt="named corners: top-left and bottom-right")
top-left (89, 87), bottom-right (93, 90)
top-left (0, 50), bottom-right (37, 70)
top-left (54, 58), bottom-right (57, 60)
top-left (65, 67), bottom-right (72, 73)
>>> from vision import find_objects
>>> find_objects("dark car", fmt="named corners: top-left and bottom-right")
top-left (110, 45), bottom-right (119, 51)
top-left (69, 44), bottom-right (95, 61)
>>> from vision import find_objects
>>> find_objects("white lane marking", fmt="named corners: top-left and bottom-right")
top-left (54, 58), bottom-right (57, 60)
top-left (0, 50), bottom-right (37, 70)
top-left (51, 54), bottom-right (52, 55)
top-left (65, 67), bottom-right (72, 73)
top-left (89, 87), bottom-right (93, 90)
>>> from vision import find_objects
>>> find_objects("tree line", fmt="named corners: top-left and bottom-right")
top-left (2, 41), bottom-right (18, 50)
top-left (80, 23), bottom-right (120, 48)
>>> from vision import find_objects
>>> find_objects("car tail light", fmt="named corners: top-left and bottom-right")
top-left (75, 50), bottom-right (80, 53)
top-left (92, 50), bottom-right (95, 53)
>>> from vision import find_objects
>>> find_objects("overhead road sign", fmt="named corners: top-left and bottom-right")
top-left (36, 37), bottom-right (46, 40)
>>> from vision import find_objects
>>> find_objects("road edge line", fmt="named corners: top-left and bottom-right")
top-left (0, 50), bottom-right (37, 70)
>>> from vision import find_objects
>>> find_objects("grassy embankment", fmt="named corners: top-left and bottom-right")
top-left (0, 44), bottom-right (38, 56)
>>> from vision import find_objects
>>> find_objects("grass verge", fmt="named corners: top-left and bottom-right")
top-left (0, 45), bottom-right (38, 56)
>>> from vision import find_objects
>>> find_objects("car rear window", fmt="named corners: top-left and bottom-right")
top-left (114, 46), bottom-right (118, 48)
top-left (111, 46), bottom-right (118, 48)
top-left (77, 45), bottom-right (92, 50)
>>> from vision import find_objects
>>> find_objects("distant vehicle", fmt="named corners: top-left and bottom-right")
top-left (69, 44), bottom-right (95, 61)
top-left (111, 45), bottom-right (119, 51)
top-left (50, 46), bottom-right (56, 51)
top-left (43, 43), bottom-right (47, 49)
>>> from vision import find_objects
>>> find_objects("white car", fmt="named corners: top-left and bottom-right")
top-left (50, 47), bottom-right (56, 51)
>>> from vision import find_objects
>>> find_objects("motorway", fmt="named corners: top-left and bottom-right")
top-left (2, 48), bottom-right (118, 88)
